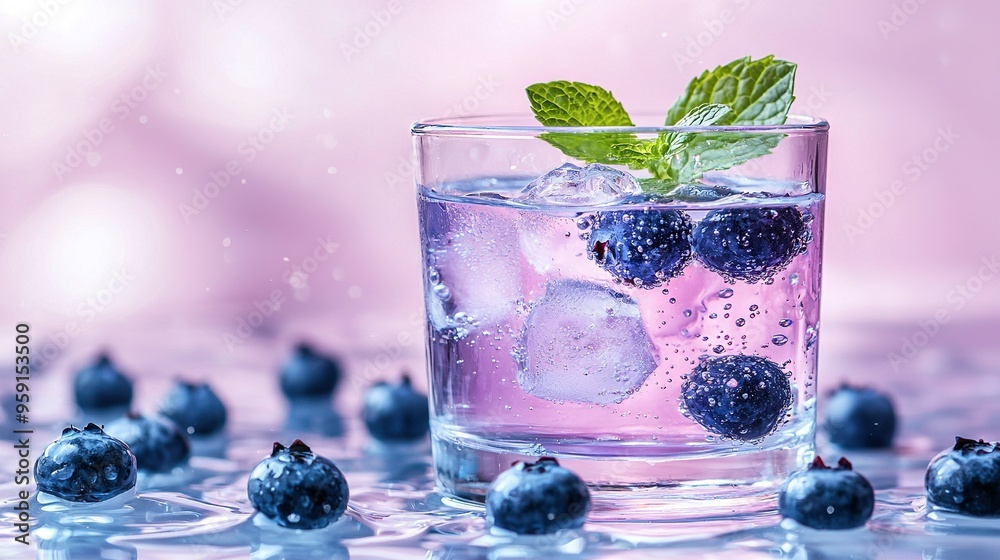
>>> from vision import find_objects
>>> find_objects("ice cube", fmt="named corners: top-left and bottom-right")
top-left (513, 279), bottom-right (658, 404)
top-left (518, 163), bottom-right (642, 206)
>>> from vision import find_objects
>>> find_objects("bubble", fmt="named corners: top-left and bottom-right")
top-left (713, 345), bottom-right (725, 354)
top-left (735, 318), bottom-right (746, 327)
top-left (683, 309), bottom-right (692, 317)
top-left (719, 289), bottom-right (734, 299)
top-left (222, 237), bottom-right (231, 247)
top-left (723, 303), bottom-right (732, 310)
top-left (175, 167), bottom-right (183, 175)
top-left (771, 334), bottom-right (789, 346)
top-left (778, 318), bottom-right (793, 327)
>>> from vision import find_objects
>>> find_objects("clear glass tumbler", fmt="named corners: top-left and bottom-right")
top-left (412, 114), bottom-right (828, 518)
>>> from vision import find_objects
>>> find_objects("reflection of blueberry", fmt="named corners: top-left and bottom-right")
top-left (158, 380), bottom-right (227, 436)
top-left (362, 374), bottom-right (429, 443)
top-left (824, 385), bottom-right (896, 449)
top-left (73, 354), bottom-right (133, 412)
top-left (779, 456), bottom-right (875, 529)
top-left (680, 354), bottom-right (792, 440)
top-left (34, 423), bottom-right (137, 502)
top-left (588, 209), bottom-right (693, 288)
top-left (279, 343), bottom-right (342, 400)
top-left (692, 206), bottom-right (807, 283)
top-left (247, 440), bottom-right (350, 529)
top-left (105, 412), bottom-right (190, 472)
top-left (486, 457), bottom-right (590, 534)
top-left (926, 437), bottom-right (1000, 516)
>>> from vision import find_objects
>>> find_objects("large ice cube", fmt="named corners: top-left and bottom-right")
top-left (514, 279), bottom-right (658, 404)
top-left (518, 163), bottom-right (642, 206)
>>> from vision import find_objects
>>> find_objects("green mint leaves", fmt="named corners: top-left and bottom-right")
top-left (527, 56), bottom-right (797, 193)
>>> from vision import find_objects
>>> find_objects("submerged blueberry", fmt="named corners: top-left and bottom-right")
top-left (824, 385), bottom-right (897, 449)
top-left (588, 209), bottom-right (693, 287)
top-left (73, 354), bottom-right (133, 412)
top-left (486, 457), bottom-right (591, 535)
top-left (925, 437), bottom-right (1000, 517)
top-left (680, 354), bottom-right (792, 440)
top-left (105, 412), bottom-right (190, 472)
top-left (362, 374), bottom-right (429, 443)
top-left (279, 343), bottom-right (342, 400)
top-left (779, 457), bottom-right (875, 530)
top-left (692, 206), bottom-right (808, 283)
top-left (34, 423), bottom-right (137, 502)
top-left (158, 380), bottom-right (227, 436)
top-left (247, 440), bottom-right (350, 529)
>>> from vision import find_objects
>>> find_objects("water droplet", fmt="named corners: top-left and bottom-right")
top-left (713, 345), bottom-right (725, 354)
top-left (327, 166), bottom-right (337, 175)
top-left (749, 304), bottom-right (758, 312)
top-left (683, 309), bottom-right (692, 317)
top-left (576, 216), bottom-right (592, 230)
top-left (779, 318), bottom-right (793, 327)
top-left (709, 313), bottom-right (718, 319)
top-left (723, 303), bottom-right (732, 310)
top-left (772, 334), bottom-right (789, 346)
top-left (138, 115), bottom-right (148, 124)
top-left (719, 289), bottom-right (734, 299)
top-left (175, 167), bottom-right (183, 175)
top-left (735, 318), bottom-right (746, 327)
top-left (669, 298), bottom-right (676, 304)
top-left (222, 237), bottom-right (231, 247)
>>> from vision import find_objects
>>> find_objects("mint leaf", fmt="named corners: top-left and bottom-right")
top-left (665, 55), bottom-right (797, 126)
top-left (527, 81), bottom-right (636, 162)
top-left (664, 133), bottom-right (781, 184)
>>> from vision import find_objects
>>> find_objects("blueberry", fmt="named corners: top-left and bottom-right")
top-left (247, 440), bottom-right (350, 529)
top-left (824, 385), bottom-right (896, 449)
top-left (34, 423), bottom-right (137, 502)
top-left (779, 456), bottom-right (875, 530)
top-left (73, 354), bottom-right (133, 412)
top-left (925, 437), bottom-right (1000, 516)
top-left (680, 354), bottom-right (792, 440)
top-left (486, 457), bottom-right (590, 534)
top-left (158, 380), bottom-right (227, 437)
top-left (362, 374), bottom-right (429, 443)
top-left (588, 209), bottom-right (693, 288)
top-left (279, 343), bottom-right (342, 400)
top-left (692, 206), bottom-right (808, 283)
top-left (104, 412), bottom-right (190, 472)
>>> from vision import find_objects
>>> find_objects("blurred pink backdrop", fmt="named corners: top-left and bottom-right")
top-left (1, 1), bottom-right (997, 378)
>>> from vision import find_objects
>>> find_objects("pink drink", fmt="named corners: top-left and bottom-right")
top-left (413, 116), bottom-right (828, 515)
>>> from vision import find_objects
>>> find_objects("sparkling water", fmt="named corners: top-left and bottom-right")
top-left (419, 174), bottom-right (825, 511)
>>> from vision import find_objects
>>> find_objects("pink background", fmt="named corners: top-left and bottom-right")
top-left (1, 1), bottom-right (997, 377)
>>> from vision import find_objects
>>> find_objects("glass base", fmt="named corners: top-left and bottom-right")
top-left (432, 430), bottom-right (814, 522)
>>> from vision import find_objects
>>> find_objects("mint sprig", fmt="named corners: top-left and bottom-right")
top-left (527, 56), bottom-right (797, 193)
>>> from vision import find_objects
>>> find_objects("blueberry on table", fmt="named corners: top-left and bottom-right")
top-left (158, 380), bottom-right (227, 436)
top-left (925, 437), bottom-right (1000, 517)
top-left (486, 457), bottom-right (591, 535)
top-left (73, 353), bottom-right (133, 412)
top-left (587, 209), bottom-right (693, 288)
top-left (692, 206), bottom-right (808, 283)
top-left (247, 440), bottom-right (350, 529)
top-left (779, 456), bottom-right (875, 530)
top-left (824, 385), bottom-right (897, 449)
top-left (279, 343), bottom-right (342, 400)
top-left (362, 374), bottom-right (429, 443)
top-left (34, 423), bottom-right (137, 502)
top-left (105, 412), bottom-right (190, 472)
top-left (680, 354), bottom-right (792, 440)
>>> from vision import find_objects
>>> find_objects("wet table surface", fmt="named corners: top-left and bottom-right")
top-left (2, 318), bottom-right (999, 559)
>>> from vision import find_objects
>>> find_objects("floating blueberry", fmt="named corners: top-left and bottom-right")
top-left (587, 209), bottom-right (693, 288)
top-left (691, 206), bottom-right (808, 283)
top-left (779, 456), bottom-right (875, 530)
top-left (73, 354), bottom-right (133, 412)
top-left (362, 374), bottom-right (429, 443)
top-left (34, 423), bottom-right (137, 502)
top-left (158, 380), bottom-right (227, 436)
top-left (247, 440), bottom-right (350, 529)
top-left (279, 343), bottom-right (342, 400)
top-left (486, 457), bottom-right (590, 535)
top-left (824, 385), bottom-right (896, 449)
top-left (105, 412), bottom-right (190, 472)
top-left (680, 354), bottom-right (792, 440)
top-left (925, 437), bottom-right (1000, 516)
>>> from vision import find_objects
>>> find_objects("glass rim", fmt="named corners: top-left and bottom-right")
top-left (411, 113), bottom-right (828, 136)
